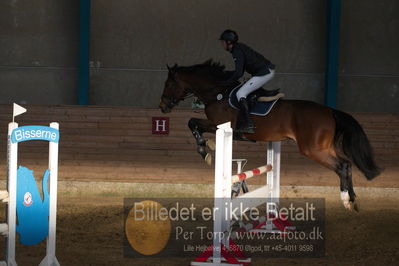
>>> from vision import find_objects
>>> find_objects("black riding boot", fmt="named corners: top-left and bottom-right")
top-left (238, 97), bottom-right (255, 133)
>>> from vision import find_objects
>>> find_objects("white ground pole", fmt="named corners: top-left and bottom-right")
top-left (1, 122), bottom-right (60, 266)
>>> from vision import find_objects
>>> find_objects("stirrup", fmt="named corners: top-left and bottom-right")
top-left (236, 125), bottom-right (255, 134)
top-left (245, 126), bottom-right (256, 134)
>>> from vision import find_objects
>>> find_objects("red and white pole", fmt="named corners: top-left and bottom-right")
top-left (231, 164), bottom-right (272, 183)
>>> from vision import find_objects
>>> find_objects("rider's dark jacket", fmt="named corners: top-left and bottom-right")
top-left (222, 42), bottom-right (275, 87)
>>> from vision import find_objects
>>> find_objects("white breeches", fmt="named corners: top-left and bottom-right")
top-left (236, 70), bottom-right (275, 100)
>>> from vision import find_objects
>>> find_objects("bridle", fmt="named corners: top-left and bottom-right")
top-left (162, 90), bottom-right (194, 109)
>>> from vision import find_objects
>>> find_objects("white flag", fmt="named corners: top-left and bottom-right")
top-left (13, 103), bottom-right (27, 118)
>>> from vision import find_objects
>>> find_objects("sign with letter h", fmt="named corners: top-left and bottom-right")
top-left (152, 117), bottom-right (169, 135)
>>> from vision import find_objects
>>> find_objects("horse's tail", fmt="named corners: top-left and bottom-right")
top-left (332, 109), bottom-right (381, 180)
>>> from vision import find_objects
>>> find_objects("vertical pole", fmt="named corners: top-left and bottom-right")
top-left (6, 123), bottom-right (18, 266)
top-left (266, 142), bottom-right (281, 232)
top-left (272, 142), bottom-right (281, 201)
top-left (222, 125), bottom-right (232, 249)
top-left (78, 0), bottom-right (91, 105)
top-left (266, 143), bottom-right (273, 200)
top-left (40, 123), bottom-right (60, 266)
top-left (266, 142), bottom-right (273, 231)
top-left (325, 0), bottom-right (341, 108)
top-left (213, 122), bottom-right (232, 263)
top-left (236, 161), bottom-right (242, 174)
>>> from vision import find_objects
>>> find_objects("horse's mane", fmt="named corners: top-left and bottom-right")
top-left (176, 59), bottom-right (227, 81)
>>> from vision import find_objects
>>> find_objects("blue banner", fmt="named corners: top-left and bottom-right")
top-left (16, 166), bottom-right (50, 245)
top-left (11, 126), bottom-right (60, 143)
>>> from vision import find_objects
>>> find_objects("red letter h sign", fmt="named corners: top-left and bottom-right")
top-left (152, 117), bottom-right (169, 135)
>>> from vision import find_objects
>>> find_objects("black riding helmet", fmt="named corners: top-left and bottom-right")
top-left (219, 29), bottom-right (238, 43)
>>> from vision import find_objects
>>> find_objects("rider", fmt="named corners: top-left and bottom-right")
top-left (219, 29), bottom-right (275, 134)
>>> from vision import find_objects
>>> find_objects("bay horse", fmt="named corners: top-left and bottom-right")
top-left (159, 60), bottom-right (381, 211)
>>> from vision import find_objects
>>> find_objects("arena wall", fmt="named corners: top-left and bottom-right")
top-left (0, 1), bottom-right (398, 113)
top-left (0, 105), bottom-right (397, 188)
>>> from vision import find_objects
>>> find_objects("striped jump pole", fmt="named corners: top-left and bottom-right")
top-left (231, 165), bottom-right (272, 183)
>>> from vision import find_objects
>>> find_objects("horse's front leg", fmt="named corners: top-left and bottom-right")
top-left (188, 118), bottom-right (217, 165)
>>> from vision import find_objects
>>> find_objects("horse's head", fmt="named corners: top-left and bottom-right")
top-left (159, 60), bottom-right (227, 113)
top-left (159, 64), bottom-right (189, 113)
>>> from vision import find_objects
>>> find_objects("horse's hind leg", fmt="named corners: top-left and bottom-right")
top-left (297, 142), bottom-right (358, 211)
top-left (346, 163), bottom-right (357, 209)
top-left (302, 148), bottom-right (358, 211)
top-left (336, 158), bottom-right (358, 211)
top-left (188, 118), bottom-right (217, 165)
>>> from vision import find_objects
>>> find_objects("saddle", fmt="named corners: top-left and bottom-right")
top-left (228, 85), bottom-right (285, 116)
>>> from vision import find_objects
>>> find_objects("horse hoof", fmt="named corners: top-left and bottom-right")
top-left (342, 201), bottom-right (360, 212)
top-left (343, 202), bottom-right (353, 211)
top-left (205, 153), bottom-right (212, 165)
top-left (353, 201), bottom-right (360, 212)
top-left (341, 191), bottom-right (352, 210)
top-left (206, 139), bottom-right (215, 151)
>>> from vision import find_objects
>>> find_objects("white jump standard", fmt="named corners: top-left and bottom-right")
top-left (0, 104), bottom-right (60, 266)
top-left (191, 122), bottom-right (292, 266)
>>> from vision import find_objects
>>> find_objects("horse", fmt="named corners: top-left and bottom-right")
top-left (159, 60), bottom-right (381, 211)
